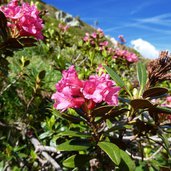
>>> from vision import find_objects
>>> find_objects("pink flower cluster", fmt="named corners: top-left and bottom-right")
top-left (0, 0), bottom-right (43, 39)
top-left (58, 23), bottom-right (69, 33)
top-left (83, 29), bottom-right (138, 63)
top-left (83, 28), bottom-right (105, 47)
top-left (161, 96), bottom-right (171, 120)
top-left (118, 35), bottom-right (126, 44)
top-left (51, 66), bottom-right (120, 112)
top-left (113, 49), bottom-right (138, 62)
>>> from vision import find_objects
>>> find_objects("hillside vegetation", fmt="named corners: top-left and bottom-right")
top-left (0, 0), bottom-right (171, 171)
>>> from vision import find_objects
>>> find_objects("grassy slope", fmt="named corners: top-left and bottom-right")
top-left (38, 0), bottom-right (96, 38)
top-left (38, 0), bottom-right (146, 61)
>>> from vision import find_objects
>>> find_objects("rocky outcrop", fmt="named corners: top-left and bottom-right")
top-left (55, 10), bottom-right (81, 27)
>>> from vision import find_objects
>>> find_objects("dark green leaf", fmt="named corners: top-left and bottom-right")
top-left (38, 70), bottom-right (46, 79)
top-left (153, 107), bottom-right (171, 114)
top-left (96, 108), bottom-right (129, 123)
top-left (63, 154), bottom-right (90, 168)
top-left (60, 112), bottom-right (85, 123)
top-left (98, 141), bottom-right (121, 165)
top-left (91, 105), bottom-right (114, 117)
top-left (58, 130), bottom-right (91, 138)
top-left (1, 38), bottom-right (23, 49)
top-left (107, 108), bottom-right (129, 118)
top-left (24, 60), bottom-right (30, 67)
top-left (57, 139), bottom-right (92, 151)
top-left (104, 65), bottom-right (125, 87)
top-left (0, 11), bottom-right (8, 41)
top-left (0, 57), bottom-right (9, 76)
top-left (143, 87), bottom-right (168, 99)
top-left (130, 99), bottom-right (153, 109)
top-left (18, 37), bottom-right (37, 47)
top-left (105, 124), bottom-right (126, 134)
top-left (137, 62), bottom-right (147, 91)
top-left (119, 150), bottom-right (135, 171)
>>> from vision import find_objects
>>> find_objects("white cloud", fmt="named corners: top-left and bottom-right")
top-left (110, 37), bottom-right (118, 47)
top-left (130, 38), bottom-right (159, 59)
top-left (105, 35), bottom-right (118, 47)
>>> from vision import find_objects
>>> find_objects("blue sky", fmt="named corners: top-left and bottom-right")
top-left (42, 0), bottom-right (171, 58)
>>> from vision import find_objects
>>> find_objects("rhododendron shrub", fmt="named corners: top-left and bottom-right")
top-left (82, 29), bottom-right (138, 63)
top-left (1, 1), bottom-right (171, 170)
top-left (0, 0), bottom-right (43, 39)
top-left (50, 53), bottom-right (171, 170)
top-left (52, 65), bottom-right (120, 111)
top-left (113, 49), bottom-right (138, 62)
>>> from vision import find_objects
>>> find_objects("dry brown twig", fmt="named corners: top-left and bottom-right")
top-left (147, 51), bottom-right (171, 88)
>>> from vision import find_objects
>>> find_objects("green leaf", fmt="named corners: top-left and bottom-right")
top-left (130, 99), bottom-right (153, 109)
top-left (38, 70), bottom-right (46, 79)
top-left (143, 87), bottom-right (168, 99)
top-left (62, 155), bottom-right (77, 168)
top-left (0, 161), bottom-right (4, 170)
top-left (158, 130), bottom-right (171, 157)
top-left (0, 11), bottom-right (8, 41)
top-left (137, 62), bottom-right (147, 92)
top-left (119, 150), bottom-right (136, 171)
top-left (96, 108), bottom-right (129, 124)
top-left (98, 141), bottom-right (121, 165)
top-left (91, 105), bottom-right (114, 117)
top-left (1, 38), bottom-right (23, 49)
top-left (104, 65), bottom-right (125, 87)
top-left (30, 150), bottom-right (37, 160)
top-left (135, 165), bottom-right (145, 171)
top-left (18, 37), bottom-right (37, 47)
top-left (106, 108), bottom-right (129, 119)
top-left (154, 106), bottom-right (171, 114)
top-left (57, 139), bottom-right (92, 151)
top-left (39, 131), bottom-right (53, 140)
top-left (53, 110), bottom-right (85, 123)
top-left (58, 130), bottom-right (91, 138)
top-left (24, 60), bottom-right (30, 67)
top-left (63, 154), bottom-right (90, 168)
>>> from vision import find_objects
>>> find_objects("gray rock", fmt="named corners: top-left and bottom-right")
top-left (55, 10), bottom-right (81, 27)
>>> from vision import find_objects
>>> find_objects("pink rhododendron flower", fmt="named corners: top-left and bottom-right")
top-left (82, 80), bottom-right (103, 103)
top-left (58, 23), bottom-right (69, 32)
top-left (118, 35), bottom-right (126, 44)
top-left (125, 52), bottom-right (138, 62)
top-left (99, 41), bottom-right (108, 48)
top-left (82, 73), bottom-right (120, 105)
top-left (56, 65), bottom-right (83, 96)
top-left (160, 96), bottom-right (171, 121)
top-left (91, 32), bottom-right (97, 39)
top-left (114, 49), bottom-right (138, 62)
top-left (97, 28), bottom-right (104, 37)
top-left (83, 35), bottom-right (89, 42)
top-left (52, 92), bottom-right (85, 112)
top-left (52, 66), bottom-right (85, 111)
top-left (102, 87), bottom-right (121, 105)
top-left (52, 66), bottom-right (120, 112)
top-left (0, 0), bottom-right (43, 39)
top-left (166, 96), bottom-right (171, 103)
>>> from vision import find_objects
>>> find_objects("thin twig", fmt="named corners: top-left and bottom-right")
top-left (122, 135), bottom-right (171, 142)
top-left (30, 137), bottom-right (62, 171)
top-left (126, 146), bottom-right (163, 161)
top-left (78, 56), bottom-right (88, 66)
